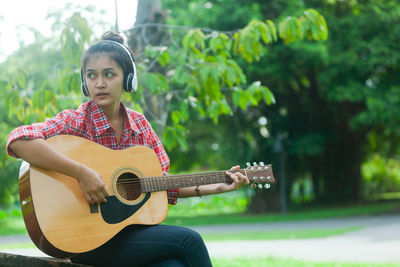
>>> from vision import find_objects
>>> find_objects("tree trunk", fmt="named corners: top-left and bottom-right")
top-left (321, 105), bottom-right (366, 202)
top-left (127, 0), bottom-right (168, 55)
top-left (248, 190), bottom-right (281, 213)
top-left (126, 0), bottom-right (169, 135)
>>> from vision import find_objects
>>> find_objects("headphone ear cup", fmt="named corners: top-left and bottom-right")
top-left (81, 83), bottom-right (90, 97)
top-left (125, 73), bottom-right (134, 93)
top-left (130, 61), bottom-right (138, 92)
top-left (125, 73), bottom-right (138, 93)
top-left (132, 74), bottom-right (138, 92)
top-left (80, 69), bottom-right (90, 97)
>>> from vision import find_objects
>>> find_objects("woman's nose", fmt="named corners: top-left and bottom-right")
top-left (96, 76), bottom-right (105, 88)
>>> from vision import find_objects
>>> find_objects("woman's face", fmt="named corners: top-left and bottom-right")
top-left (85, 53), bottom-right (124, 109)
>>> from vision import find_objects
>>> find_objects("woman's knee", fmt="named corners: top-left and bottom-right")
top-left (178, 227), bottom-right (206, 246)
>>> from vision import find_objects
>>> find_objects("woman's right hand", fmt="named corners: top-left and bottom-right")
top-left (77, 166), bottom-right (109, 205)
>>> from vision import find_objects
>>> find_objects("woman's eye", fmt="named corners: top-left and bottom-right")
top-left (87, 73), bottom-right (95, 79)
top-left (106, 72), bottom-right (113, 77)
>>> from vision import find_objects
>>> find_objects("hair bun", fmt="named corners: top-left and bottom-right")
top-left (101, 31), bottom-right (124, 44)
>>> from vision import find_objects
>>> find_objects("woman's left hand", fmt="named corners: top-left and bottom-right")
top-left (219, 165), bottom-right (250, 192)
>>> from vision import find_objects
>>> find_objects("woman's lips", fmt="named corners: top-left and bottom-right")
top-left (96, 93), bottom-right (108, 99)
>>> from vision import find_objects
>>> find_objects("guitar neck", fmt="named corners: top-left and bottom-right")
top-left (140, 169), bottom-right (247, 192)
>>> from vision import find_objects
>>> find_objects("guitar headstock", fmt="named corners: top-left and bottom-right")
top-left (245, 162), bottom-right (275, 189)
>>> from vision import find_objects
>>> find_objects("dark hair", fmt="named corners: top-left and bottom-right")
top-left (81, 31), bottom-right (135, 81)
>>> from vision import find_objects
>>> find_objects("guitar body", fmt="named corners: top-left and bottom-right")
top-left (19, 135), bottom-right (168, 258)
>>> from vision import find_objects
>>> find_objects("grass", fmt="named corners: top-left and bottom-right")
top-left (0, 242), bottom-right (35, 249)
top-left (211, 257), bottom-right (400, 267)
top-left (0, 216), bottom-right (27, 235)
top-left (164, 201), bottom-right (400, 226)
top-left (0, 200), bottom-right (398, 236)
top-left (201, 226), bottom-right (363, 242)
top-left (0, 200), bottom-right (398, 266)
top-left (0, 226), bottom-right (363, 250)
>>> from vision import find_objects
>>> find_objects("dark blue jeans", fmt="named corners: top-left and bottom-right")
top-left (70, 224), bottom-right (212, 267)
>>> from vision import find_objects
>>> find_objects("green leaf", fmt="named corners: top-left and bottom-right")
top-left (180, 101), bottom-right (189, 120)
top-left (302, 9), bottom-right (328, 41)
top-left (175, 125), bottom-right (188, 151)
top-left (232, 88), bottom-right (242, 107)
top-left (163, 126), bottom-right (175, 149)
top-left (144, 45), bottom-right (159, 58)
top-left (155, 73), bottom-right (169, 93)
top-left (162, 125), bottom-right (188, 151)
top-left (145, 73), bottom-right (156, 93)
top-left (226, 67), bottom-right (236, 87)
top-left (219, 100), bottom-right (233, 115)
top-left (182, 29), bottom-right (206, 55)
top-left (266, 20), bottom-right (278, 42)
top-left (171, 111), bottom-right (182, 124)
top-left (158, 50), bottom-right (170, 67)
top-left (199, 65), bottom-right (211, 84)
top-left (262, 86), bottom-right (276, 105)
top-left (208, 101), bottom-right (220, 124)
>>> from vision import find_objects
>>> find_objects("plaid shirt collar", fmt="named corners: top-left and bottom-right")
top-left (87, 100), bottom-right (141, 137)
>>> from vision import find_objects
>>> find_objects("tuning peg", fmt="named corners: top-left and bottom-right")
top-left (258, 184), bottom-right (263, 189)
top-left (260, 162), bottom-right (265, 166)
top-left (246, 162), bottom-right (251, 168)
top-left (267, 176), bottom-right (272, 181)
top-left (253, 162), bottom-right (257, 167)
top-left (264, 184), bottom-right (271, 189)
top-left (260, 176), bottom-right (265, 182)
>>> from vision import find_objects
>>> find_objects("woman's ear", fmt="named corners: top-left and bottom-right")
top-left (81, 69), bottom-right (90, 97)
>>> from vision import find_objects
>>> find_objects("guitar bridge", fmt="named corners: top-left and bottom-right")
top-left (89, 203), bottom-right (99, 213)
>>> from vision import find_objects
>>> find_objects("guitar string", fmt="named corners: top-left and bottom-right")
top-left (114, 169), bottom-right (269, 185)
top-left (115, 169), bottom-right (270, 187)
top-left (115, 169), bottom-right (246, 184)
top-left (116, 172), bottom-right (233, 186)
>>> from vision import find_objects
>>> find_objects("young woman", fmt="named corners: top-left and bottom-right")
top-left (6, 31), bottom-right (249, 267)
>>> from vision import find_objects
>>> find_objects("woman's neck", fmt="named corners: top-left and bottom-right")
top-left (101, 101), bottom-right (122, 122)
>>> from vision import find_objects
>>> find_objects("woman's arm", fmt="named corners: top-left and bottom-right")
top-left (177, 165), bottom-right (250, 198)
top-left (9, 138), bottom-right (108, 204)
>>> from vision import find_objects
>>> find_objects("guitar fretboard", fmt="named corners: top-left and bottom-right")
top-left (140, 170), bottom-right (247, 192)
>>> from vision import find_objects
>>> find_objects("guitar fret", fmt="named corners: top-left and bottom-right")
top-left (157, 177), bottom-right (162, 191)
top-left (153, 177), bottom-right (157, 191)
top-left (141, 169), bottom-right (254, 193)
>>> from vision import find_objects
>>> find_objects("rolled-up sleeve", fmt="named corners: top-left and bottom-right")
top-left (6, 111), bottom-right (74, 158)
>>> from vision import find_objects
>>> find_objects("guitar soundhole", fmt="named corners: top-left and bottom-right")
top-left (116, 172), bottom-right (142, 201)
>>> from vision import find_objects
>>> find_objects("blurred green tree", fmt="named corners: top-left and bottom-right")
top-left (161, 0), bottom-right (400, 207)
top-left (263, 0), bottom-right (400, 203)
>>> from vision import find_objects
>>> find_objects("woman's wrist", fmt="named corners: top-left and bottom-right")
top-left (74, 162), bottom-right (89, 182)
top-left (177, 184), bottom-right (229, 198)
top-left (197, 184), bottom-right (226, 196)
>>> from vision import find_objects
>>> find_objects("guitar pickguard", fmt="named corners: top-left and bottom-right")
top-left (100, 193), bottom-right (151, 224)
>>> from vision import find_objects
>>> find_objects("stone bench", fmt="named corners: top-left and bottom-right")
top-left (0, 252), bottom-right (90, 267)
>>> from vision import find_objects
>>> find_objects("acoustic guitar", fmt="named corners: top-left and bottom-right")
top-left (18, 135), bottom-right (275, 258)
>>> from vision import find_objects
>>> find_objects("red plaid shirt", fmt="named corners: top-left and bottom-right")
top-left (7, 100), bottom-right (178, 205)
